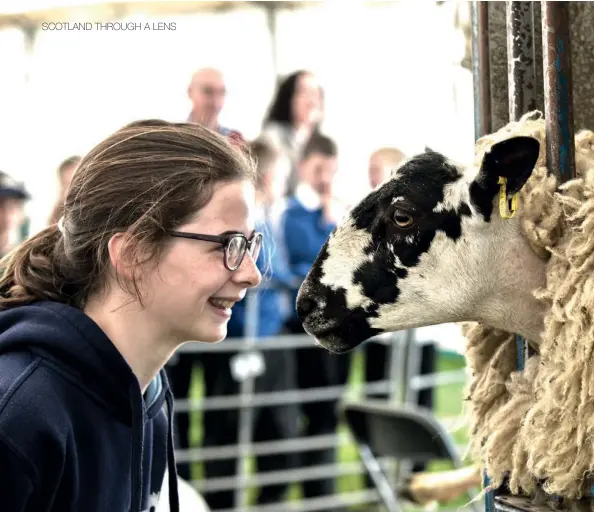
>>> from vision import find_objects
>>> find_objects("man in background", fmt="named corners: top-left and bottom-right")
top-left (281, 134), bottom-right (350, 504)
top-left (187, 67), bottom-right (243, 143)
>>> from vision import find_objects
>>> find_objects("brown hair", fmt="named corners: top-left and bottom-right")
top-left (0, 119), bottom-right (255, 310)
top-left (247, 138), bottom-right (279, 190)
top-left (301, 133), bottom-right (337, 161)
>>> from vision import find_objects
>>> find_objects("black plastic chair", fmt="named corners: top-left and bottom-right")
top-left (342, 399), bottom-right (481, 512)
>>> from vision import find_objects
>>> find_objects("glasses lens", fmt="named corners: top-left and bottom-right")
top-left (250, 233), bottom-right (263, 262)
top-left (226, 236), bottom-right (246, 270)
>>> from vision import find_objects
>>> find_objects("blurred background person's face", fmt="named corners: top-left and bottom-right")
top-left (0, 197), bottom-right (24, 255)
top-left (291, 72), bottom-right (323, 128)
top-left (188, 68), bottom-right (227, 130)
top-left (59, 161), bottom-right (79, 201)
top-left (368, 148), bottom-right (405, 189)
top-left (0, 173), bottom-right (29, 254)
top-left (299, 152), bottom-right (337, 197)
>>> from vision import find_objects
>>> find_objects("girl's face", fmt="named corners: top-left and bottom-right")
top-left (139, 180), bottom-right (262, 345)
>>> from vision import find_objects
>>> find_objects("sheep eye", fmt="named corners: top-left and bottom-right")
top-left (392, 209), bottom-right (414, 228)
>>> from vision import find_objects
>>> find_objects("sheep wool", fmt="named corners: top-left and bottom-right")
top-left (463, 110), bottom-right (594, 506)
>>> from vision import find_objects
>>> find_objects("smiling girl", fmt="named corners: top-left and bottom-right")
top-left (0, 119), bottom-right (262, 512)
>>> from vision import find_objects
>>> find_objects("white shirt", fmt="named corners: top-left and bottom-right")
top-left (294, 182), bottom-right (322, 211)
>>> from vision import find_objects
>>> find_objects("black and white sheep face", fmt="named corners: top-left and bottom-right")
top-left (296, 136), bottom-right (541, 354)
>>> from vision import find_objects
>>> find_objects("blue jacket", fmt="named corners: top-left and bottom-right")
top-left (282, 197), bottom-right (336, 322)
top-left (0, 301), bottom-right (179, 512)
top-left (227, 219), bottom-right (297, 338)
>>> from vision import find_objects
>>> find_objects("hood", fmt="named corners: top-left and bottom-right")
top-left (0, 300), bottom-right (143, 419)
top-left (0, 300), bottom-right (180, 512)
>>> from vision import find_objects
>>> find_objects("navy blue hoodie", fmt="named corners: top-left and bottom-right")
top-left (0, 301), bottom-right (180, 512)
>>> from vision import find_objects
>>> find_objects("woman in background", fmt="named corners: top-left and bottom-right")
top-left (261, 70), bottom-right (324, 197)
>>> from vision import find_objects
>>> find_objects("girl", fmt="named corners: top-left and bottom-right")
top-left (0, 120), bottom-right (262, 512)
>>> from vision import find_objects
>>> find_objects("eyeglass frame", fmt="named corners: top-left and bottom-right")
top-left (167, 230), bottom-right (263, 271)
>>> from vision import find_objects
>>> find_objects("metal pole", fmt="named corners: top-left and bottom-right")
top-left (542, 1), bottom-right (576, 184)
top-left (358, 444), bottom-right (404, 512)
top-left (390, 329), bottom-right (416, 488)
top-left (234, 289), bottom-right (260, 509)
top-left (506, 2), bottom-right (537, 121)
top-left (489, 5), bottom-right (575, 512)
top-left (380, 331), bottom-right (407, 404)
top-left (403, 331), bottom-right (421, 406)
top-left (506, 0), bottom-right (538, 373)
top-left (472, 3), bottom-right (495, 510)
top-left (259, 1), bottom-right (281, 87)
top-left (471, 1), bottom-right (492, 140)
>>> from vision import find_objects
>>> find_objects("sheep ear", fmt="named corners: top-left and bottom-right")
top-left (476, 136), bottom-right (540, 194)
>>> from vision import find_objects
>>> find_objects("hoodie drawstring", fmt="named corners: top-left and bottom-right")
top-left (165, 389), bottom-right (180, 512)
top-left (130, 387), bottom-right (145, 512)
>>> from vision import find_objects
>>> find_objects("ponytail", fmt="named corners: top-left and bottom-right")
top-left (0, 225), bottom-right (84, 310)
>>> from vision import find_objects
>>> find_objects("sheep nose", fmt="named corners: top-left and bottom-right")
top-left (297, 296), bottom-right (317, 321)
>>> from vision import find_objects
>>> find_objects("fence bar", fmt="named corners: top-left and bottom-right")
top-left (506, 2), bottom-right (537, 120)
top-left (194, 459), bottom-right (393, 492)
top-left (218, 489), bottom-right (381, 512)
top-left (176, 425), bottom-right (468, 463)
top-left (175, 381), bottom-right (390, 412)
top-left (174, 369), bottom-right (467, 412)
top-left (175, 331), bottom-right (408, 353)
top-left (542, 1), bottom-right (575, 183)
top-left (408, 368), bottom-right (468, 390)
top-left (176, 433), bottom-right (348, 463)
top-left (178, 372), bottom-right (465, 414)
top-left (471, 1), bottom-right (492, 139)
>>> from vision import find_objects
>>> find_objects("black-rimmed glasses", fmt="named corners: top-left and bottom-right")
top-left (167, 231), bottom-right (263, 271)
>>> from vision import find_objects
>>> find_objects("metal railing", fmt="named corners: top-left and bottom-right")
top-left (169, 285), bottom-right (471, 511)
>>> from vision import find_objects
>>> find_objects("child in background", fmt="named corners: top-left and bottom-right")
top-left (368, 147), bottom-right (405, 190)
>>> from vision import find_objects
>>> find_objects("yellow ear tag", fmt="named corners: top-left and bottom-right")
top-left (498, 176), bottom-right (518, 219)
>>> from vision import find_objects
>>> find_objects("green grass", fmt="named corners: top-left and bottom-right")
top-left (187, 348), bottom-right (471, 508)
